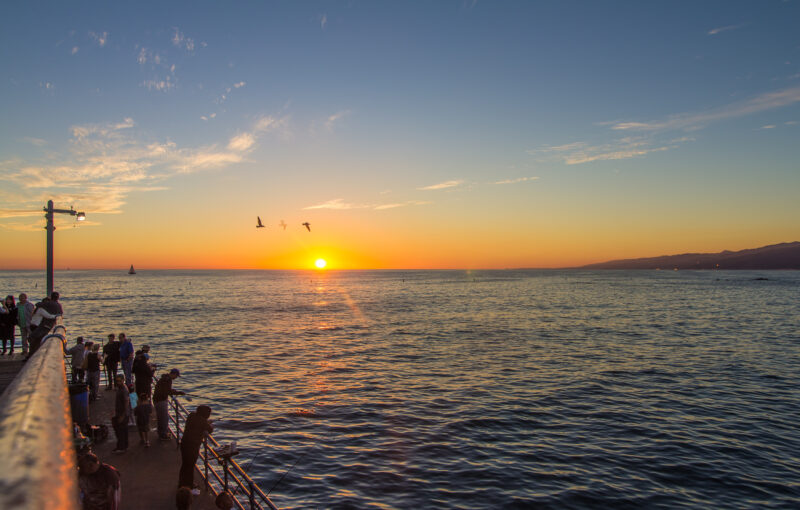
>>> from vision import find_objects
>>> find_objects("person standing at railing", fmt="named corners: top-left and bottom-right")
top-left (111, 374), bottom-right (131, 454)
top-left (103, 334), bottom-right (120, 390)
top-left (178, 405), bottom-right (214, 488)
top-left (16, 293), bottom-right (34, 356)
top-left (119, 333), bottom-right (134, 387)
top-left (26, 296), bottom-right (60, 358)
top-left (154, 368), bottom-right (185, 441)
top-left (66, 336), bottom-right (86, 383)
top-left (0, 295), bottom-right (16, 355)
top-left (86, 343), bottom-right (102, 401)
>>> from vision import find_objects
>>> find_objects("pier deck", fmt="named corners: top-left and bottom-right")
top-left (0, 353), bottom-right (25, 397)
top-left (89, 386), bottom-right (219, 509)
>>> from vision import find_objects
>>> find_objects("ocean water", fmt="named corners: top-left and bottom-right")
top-left (2, 269), bottom-right (799, 509)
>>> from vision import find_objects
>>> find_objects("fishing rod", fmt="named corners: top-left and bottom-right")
top-left (266, 430), bottom-right (329, 497)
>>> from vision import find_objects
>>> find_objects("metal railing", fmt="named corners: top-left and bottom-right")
top-left (167, 396), bottom-right (280, 510)
top-left (0, 321), bottom-right (80, 510)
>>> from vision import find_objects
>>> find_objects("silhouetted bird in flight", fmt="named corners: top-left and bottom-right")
top-left (279, 220), bottom-right (287, 230)
top-left (302, 222), bottom-right (311, 232)
top-left (256, 217), bottom-right (265, 228)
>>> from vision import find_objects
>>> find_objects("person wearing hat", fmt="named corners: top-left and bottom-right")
top-left (153, 368), bottom-right (185, 441)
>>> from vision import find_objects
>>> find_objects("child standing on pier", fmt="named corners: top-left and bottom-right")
top-left (135, 393), bottom-right (153, 447)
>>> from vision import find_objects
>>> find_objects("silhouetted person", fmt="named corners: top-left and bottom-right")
top-left (27, 297), bottom-right (59, 357)
top-left (154, 368), bottom-right (184, 440)
top-left (119, 333), bottom-right (134, 386)
top-left (176, 486), bottom-right (193, 509)
top-left (78, 452), bottom-right (120, 510)
top-left (112, 375), bottom-right (130, 453)
top-left (0, 295), bottom-right (16, 355)
top-left (16, 293), bottom-right (34, 355)
top-left (215, 491), bottom-right (234, 510)
top-left (86, 343), bottom-right (102, 401)
top-left (66, 336), bottom-right (86, 383)
top-left (178, 405), bottom-right (213, 488)
top-left (133, 350), bottom-right (155, 397)
top-left (103, 334), bottom-right (120, 390)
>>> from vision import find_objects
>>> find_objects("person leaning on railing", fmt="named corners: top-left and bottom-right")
top-left (153, 368), bottom-right (185, 441)
top-left (178, 405), bottom-right (214, 488)
top-left (26, 296), bottom-right (61, 358)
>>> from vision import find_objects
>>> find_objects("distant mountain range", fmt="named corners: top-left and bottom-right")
top-left (580, 242), bottom-right (800, 270)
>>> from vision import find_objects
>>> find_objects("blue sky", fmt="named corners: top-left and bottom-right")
top-left (1, 1), bottom-right (799, 268)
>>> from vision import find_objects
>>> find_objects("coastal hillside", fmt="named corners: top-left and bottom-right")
top-left (580, 242), bottom-right (800, 270)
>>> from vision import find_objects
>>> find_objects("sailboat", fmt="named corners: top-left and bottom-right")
top-left (128, 264), bottom-right (136, 275)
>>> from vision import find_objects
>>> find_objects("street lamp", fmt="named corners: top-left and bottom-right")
top-left (44, 200), bottom-right (85, 296)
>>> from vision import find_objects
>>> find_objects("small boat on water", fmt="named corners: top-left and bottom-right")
top-left (128, 264), bottom-right (136, 274)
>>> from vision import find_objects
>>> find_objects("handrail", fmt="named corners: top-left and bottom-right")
top-left (0, 320), bottom-right (80, 509)
top-left (167, 395), bottom-right (280, 510)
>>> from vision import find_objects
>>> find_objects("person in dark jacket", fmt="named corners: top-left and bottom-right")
top-left (78, 452), bottom-right (120, 510)
top-left (86, 343), bottom-right (102, 400)
top-left (111, 374), bottom-right (130, 453)
top-left (0, 295), bottom-right (17, 355)
top-left (154, 369), bottom-right (184, 440)
top-left (178, 405), bottom-right (214, 488)
top-left (133, 351), bottom-right (155, 397)
top-left (103, 334), bottom-right (120, 390)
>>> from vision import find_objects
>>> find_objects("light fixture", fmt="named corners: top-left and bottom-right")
top-left (76, 212), bottom-right (86, 221)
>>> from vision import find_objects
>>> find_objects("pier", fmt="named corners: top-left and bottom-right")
top-left (0, 324), bottom-right (278, 510)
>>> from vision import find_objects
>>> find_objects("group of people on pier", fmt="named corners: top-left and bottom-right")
top-left (66, 333), bottom-right (235, 510)
top-left (65, 333), bottom-right (185, 449)
top-left (0, 291), bottom-right (64, 358)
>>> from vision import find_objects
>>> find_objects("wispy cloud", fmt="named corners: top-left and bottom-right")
top-left (760, 124), bottom-right (776, 129)
top-left (320, 14), bottom-right (328, 29)
top-left (494, 176), bottom-right (539, 185)
top-left (609, 86), bottom-right (800, 132)
top-left (373, 200), bottom-right (430, 210)
top-left (227, 132), bottom-right (255, 151)
top-left (325, 110), bottom-right (351, 130)
top-left (215, 82), bottom-right (247, 104)
top-left (89, 31), bottom-right (108, 47)
top-left (708, 24), bottom-right (744, 36)
top-left (21, 137), bottom-right (47, 147)
top-left (172, 28), bottom-right (196, 52)
top-left (0, 114), bottom-right (287, 220)
top-left (418, 180), bottom-right (463, 190)
top-left (71, 46), bottom-right (79, 55)
top-left (304, 198), bottom-right (366, 210)
top-left (142, 78), bottom-right (175, 91)
top-left (304, 198), bottom-right (430, 210)
top-left (200, 113), bottom-right (217, 121)
top-left (531, 137), bottom-right (688, 165)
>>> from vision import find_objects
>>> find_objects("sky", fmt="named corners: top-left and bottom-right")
top-left (1, 0), bottom-right (799, 270)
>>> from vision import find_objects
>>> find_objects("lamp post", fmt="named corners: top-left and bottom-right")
top-left (44, 200), bottom-right (85, 296)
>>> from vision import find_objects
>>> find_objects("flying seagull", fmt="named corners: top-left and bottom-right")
top-left (279, 220), bottom-right (287, 230)
top-left (256, 217), bottom-right (265, 228)
top-left (302, 222), bottom-right (311, 232)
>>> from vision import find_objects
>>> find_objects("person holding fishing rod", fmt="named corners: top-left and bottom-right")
top-left (179, 405), bottom-right (214, 488)
top-left (153, 368), bottom-right (185, 441)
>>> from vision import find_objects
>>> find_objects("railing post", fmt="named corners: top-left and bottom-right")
top-left (248, 480), bottom-right (256, 509)
top-left (223, 457), bottom-right (229, 493)
top-left (174, 397), bottom-right (181, 449)
top-left (203, 437), bottom-right (210, 490)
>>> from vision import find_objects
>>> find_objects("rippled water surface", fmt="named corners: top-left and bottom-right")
top-left (2, 269), bottom-right (800, 509)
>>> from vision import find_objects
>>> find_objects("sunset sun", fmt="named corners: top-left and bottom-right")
top-left (314, 258), bottom-right (327, 269)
